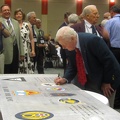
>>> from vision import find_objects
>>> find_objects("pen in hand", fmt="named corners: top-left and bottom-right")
top-left (56, 73), bottom-right (61, 85)
top-left (56, 73), bottom-right (66, 85)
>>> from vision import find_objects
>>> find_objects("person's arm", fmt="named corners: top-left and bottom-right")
top-left (101, 83), bottom-right (114, 97)
top-left (102, 28), bottom-right (110, 40)
top-left (63, 50), bottom-right (77, 81)
top-left (38, 43), bottom-right (47, 47)
top-left (0, 22), bottom-right (10, 37)
top-left (54, 77), bottom-right (67, 85)
top-left (88, 36), bottom-right (118, 97)
top-left (54, 50), bottom-right (77, 85)
top-left (28, 23), bottom-right (35, 57)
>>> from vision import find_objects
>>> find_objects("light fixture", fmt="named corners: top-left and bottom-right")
top-left (109, 0), bottom-right (115, 10)
top-left (110, 0), bottom-right (115, 3)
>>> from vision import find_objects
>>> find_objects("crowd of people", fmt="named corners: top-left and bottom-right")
top-left (0, 4), bottom-right (59, 75)
top-left (0, 3), bottom-right (120, 109)
top-left (54, 4), bottom-right (120, 109)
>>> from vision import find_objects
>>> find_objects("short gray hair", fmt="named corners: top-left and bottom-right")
top-left (36, 18), bottom-right (41, 22)
top-left (68, 13), bottom-right (79, 24)
top-left (82, 5), bottom-right (96, 17)
top-left (55, 26), bottom-right (77, 42)
top-left (26, 11), bottom-right (36, 20)
top-left (101, 19), bottom-right (108, 27)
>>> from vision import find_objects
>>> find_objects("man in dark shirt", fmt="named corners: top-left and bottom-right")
top-left (35, 18), bottom-right (47, 74)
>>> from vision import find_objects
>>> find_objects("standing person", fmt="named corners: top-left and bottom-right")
top-left (35, 18), bottom-right (46, 74)
top-left (71, 5), bottom-right (103, 37)
top-left (14, 8), bottom-right (35, 74)
top-left (54, 26), bottom-right (120, 107)
top-left (101, 12), bottom-right (111, 27)
top-left (70, 5), bottom-right (109, 87)
top-left (103, 12), bottom-right (111, 20)
top-left (59, 12), bottom-right (71, 28)
top-left (0, 4), bottom-right (24, 74)
top-left (68, 13), bottom-right (79, 26)
top-left (104, 5), bottom-right (120, 109)
top-left (0, 21), bottom-right (10, 74)
top-left (26, 11), bottom-right (37, 71)
top-left (58, 12), bottom-right (71, 73)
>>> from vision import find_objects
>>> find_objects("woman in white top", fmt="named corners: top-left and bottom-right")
top-left (14, 8), bottom-right (35, 73)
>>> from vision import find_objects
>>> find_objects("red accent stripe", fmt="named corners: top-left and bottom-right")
top-left (4, 0), bottom-right (11, 8)
top-left (76, 0), bottom-right (82, 15)
top-left (109, 0), bottom-right (115, 10)
top-left (42, 0), bottom-right (48, 15)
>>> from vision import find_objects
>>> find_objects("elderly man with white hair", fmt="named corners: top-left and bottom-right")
top-left (71, 5), bottom-right (103, 37)
top-left (54, 26), bottom-right (120, 108)
top-left (27, 11), bottom-right (37, 70)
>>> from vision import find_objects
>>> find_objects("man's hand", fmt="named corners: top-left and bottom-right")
top-left (30, 51), bottom-right (35, 57)
top-left (54, 77), bottom-right (67, 85)
top-left (101, 83), bottom-right (114, 97)
top-left (20, 55), bottom-right (24, 61)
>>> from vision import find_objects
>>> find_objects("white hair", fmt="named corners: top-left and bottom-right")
top-left (68, 13), bottom-right (79, 24)
top-left (26, 11), bottom-right (36, 20)
top-left (103, 12), bottom-right (111, 19)
top-left (55, 26), bottom-right (77, 42)
top-left (82, 5), bottom-right (97, 17)
top-left (36, 18), bottom-right (41, 22)
top-left (101, 19), bottom-right (108, 27)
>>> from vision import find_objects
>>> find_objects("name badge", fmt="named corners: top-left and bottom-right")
top-left (41, 40), bottom-right (45, 44)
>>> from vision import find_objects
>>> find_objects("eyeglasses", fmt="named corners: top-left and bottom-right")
top-left (92, 12), bottom-right (99, 16)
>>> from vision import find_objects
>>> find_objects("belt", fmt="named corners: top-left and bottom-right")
top-left (0, 49), bottom-right (4, 55)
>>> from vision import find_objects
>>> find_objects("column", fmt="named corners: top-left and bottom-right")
top-left (109, 0), bottom-right (115, 10)
top-left (41, 0), bottom-right (48, 34)
top-left (4, 0), bottom-right (11, 8)
top-left (76, 0), bottom-right (82, 15)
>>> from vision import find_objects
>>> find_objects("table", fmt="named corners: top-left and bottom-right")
top-left (0, 74), bottom-right (120, 120)
top-left (84, 90), bottom-right (109, 106)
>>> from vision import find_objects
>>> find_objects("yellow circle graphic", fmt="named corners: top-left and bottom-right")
top-left (59, 98), bottom-right (79, 104)
top-left (15, 111), bottom-right (54, 120)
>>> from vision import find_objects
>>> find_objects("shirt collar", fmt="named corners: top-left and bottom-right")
top-left (113, 14), bottom-right (120, 18)
top-left (76, 34), bottom-right (80, 49)
top-left (84, 20), bottom-right (92, 28)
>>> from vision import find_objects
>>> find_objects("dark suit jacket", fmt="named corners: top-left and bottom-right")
top-left (71, 20), bottom-right (111, 47)
top-left (64, 33), bottom-right (120, 93)
top-left (71, 20), bottom-right (103, 37)
top-left (59, 22), bottom-right (68, 29)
